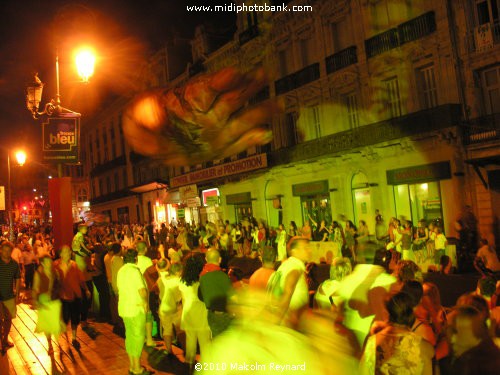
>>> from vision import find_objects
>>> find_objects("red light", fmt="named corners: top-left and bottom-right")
top-left (23, 206), bottom-right (27, 211)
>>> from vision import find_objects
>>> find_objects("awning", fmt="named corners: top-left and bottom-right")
top-left (129, 181), bottom-right (168, 194)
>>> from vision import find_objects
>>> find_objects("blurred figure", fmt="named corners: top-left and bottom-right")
top-left (360, 292), bottom-right (434, 375)
top-left (476, 238), bottom-right (500, 273)
top-left (315, 257), bottom-right (352, 310)
top-left (276, 224), bottom-right (287, 261)
top-left (136, 241), bottom-right (155, 347)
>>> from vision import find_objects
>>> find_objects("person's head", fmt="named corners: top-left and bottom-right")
top-left (59, 245), bottom-right (72, 262)
top-left (78, 224), bottom-right (88, 234)
top-left (440, 255), bottom-right (452, 274)
top-left (228, 267), bottom-right (244, 282)
top-left (373, 248), bottom-right (392, 271)
top-left (111, 242), bottom-right (122, 255)
top-left (401, 280), bottom-right (424, 308)
top-left (0, 241), bottom-right (14, 260)
top-left (181, 254), bottom-right (205, 286)
top-left (205, 249), bottom-right (221, 265)
top-left (359, 220), bottom-right (366, 228)
top-left (278, 223), bottom-right (284, 231)
top-left (435, 226), bottom-right (443, 234)
top-left (456, 293), bottom-right (490, 322)
top-left (418, 219), bottom-right (426, 228)
top-left (123, 249), bottom-right (138, 264)
top-left (386, 292), bottom-right (416, 327)
top-left (477, 277), bottom-right (497, 298)
top-left (450, 305), bottom-right (489, 357)
top-left (479, 238), bottom-right (490, 249)
top-left (290, 221), bottom-right (297, 230)
top-left (329, 257), bottom-right (352, 282)
top-left (423, 282), bottom-right (442, 310)
top-left (395, 260), bottom-right (420, 283)
top-left (288, 236), bottom-right (312, 262)
top-left (404, 220), bottom-right (412, 230)
top-left (156, 258), bottom-right (170, 272)
top-left (262, 246), bottom-right (277, 265)
top-left (136, 241), bottom-right (147, 255)
top-left (169, 262), bottom-right (183, 275)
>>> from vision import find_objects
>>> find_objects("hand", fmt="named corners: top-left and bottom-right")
top-left (122, 67), bottom-right (282, 165)
top-left (85, 289), bottom-right (92, 299)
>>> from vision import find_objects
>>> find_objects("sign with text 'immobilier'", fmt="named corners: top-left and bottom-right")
top-left (171, 154), bottom-right (268, 188)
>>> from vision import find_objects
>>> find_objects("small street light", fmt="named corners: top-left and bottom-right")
top-left (75, 48), bottom-right (96, 83)
top-left (7, 150), bottom-right (27, 241)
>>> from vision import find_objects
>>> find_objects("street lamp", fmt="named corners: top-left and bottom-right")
top-left (75, 47), bottom-right (96, 83)
top-left (7, 150), bottom-right (27, 241)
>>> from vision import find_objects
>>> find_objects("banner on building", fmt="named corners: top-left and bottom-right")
top-left (179, 184), bottom-right (198, 200)
top-left (0, 186), bottom-right (5, 211)
top-left (171, 154), bottom-right (268, 188)
top-left (42, 114), bottom-right (81, 164)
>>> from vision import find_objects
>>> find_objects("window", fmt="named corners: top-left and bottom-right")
top-left (343, 92), bottom-right (360, 129)
top-left (117, 206), bottom-right (130, 224)
top-left (416, 64), bottom-right (438, 109)
top-left (476, 0), bottom-right (500, 25)
top-left (284, 112), bottom-right (300, 146)
top-left (331, 18), bottom-right (353, 52)
top-left (110, 126), bottom-right (116, 159)
top-left (299, 37), bottom-right (314, 67)
top-left (278, 49), bottom-right (290, 77)
top-left (481, 65), bottom-right (500, 115)
top-left (384, 77), bottom-right (402, 118)
top-left (311, 106), bottom-right (321, 138)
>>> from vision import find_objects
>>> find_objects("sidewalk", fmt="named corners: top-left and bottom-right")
top-left (1, 303), bottom-right (190, 375)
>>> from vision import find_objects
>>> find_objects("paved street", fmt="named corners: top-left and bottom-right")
top-left (1, 303), bottom-right (191, 375)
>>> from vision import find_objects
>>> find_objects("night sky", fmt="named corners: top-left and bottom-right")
top-left (0, 0), bottom-right (234, 153)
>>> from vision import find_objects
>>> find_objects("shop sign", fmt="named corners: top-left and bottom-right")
top-left (292, 180), bottom-right (329, 196)
top-left (206, 196), bottom-right (219, 206)
top-left (186, 197), bottom-right (201, 208)
top-left (386, 161), bottom-right (451, 185)
top-left (171, 153), bottom-right (267, 188)
top-left (226, 192), bottom-right (252, 205)
top-left (42, 114), bottom-right (80, 163)
top-left (177, 208), bottom-right (185, 218)
top-left (179, 184), bottom-right (198, 200)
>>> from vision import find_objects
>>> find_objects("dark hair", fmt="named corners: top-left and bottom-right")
top-left (396, 260), bottom-right (420, 282)
top-left (262, 246), bottom-right (277, 264)
top-left (374, 248), bottom-right (391, 270)
top-left (181, 254), bottom-right (204, 286)
top-left (478, 277), bottom-right (496, 298)
top-left (386, 292), bottom-right (416, 327)
top-left (453, 305), bottom-right (489, 340)
top-left (401, 280), bottom-right (424, 308)
top-left (123, 249), bottom-right (138, 264)
top-left (111, 243), bottom-right (122, 255)
top-left (288, 236), bottom-right (309, 253)
top-left (228, 266), bottom-right (244, 281)
top-left (456, 293), bottom-right (490, 319)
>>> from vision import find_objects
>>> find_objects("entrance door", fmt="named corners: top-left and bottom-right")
top-left (351, 172), bottom-right (373, 229)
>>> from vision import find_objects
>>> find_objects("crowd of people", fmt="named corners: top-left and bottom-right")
top-left (0, 210), bottom-right (499, 375)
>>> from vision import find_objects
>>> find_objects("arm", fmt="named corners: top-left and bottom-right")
top-left (276, 269), bottom-right (301, 321)
top-left (32, 271), bottom-right (40, 307)
top-left (139, 287), bottom-right (149, 314)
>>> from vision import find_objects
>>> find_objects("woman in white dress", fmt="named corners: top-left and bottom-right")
top-left (178, 254), bottom-right (211, 370)
top-left (276, 223), bottom-right (288, 261)
top-left (32, 256), bottom-right (65, 354)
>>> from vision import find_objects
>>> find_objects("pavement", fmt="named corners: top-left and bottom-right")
top-left (1, 303), bottom-right (192, 375)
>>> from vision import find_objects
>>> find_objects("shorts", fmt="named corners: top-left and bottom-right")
top-left (123, 314), bottom-right (146, 358)
top-left (1, 298), bottom-right (17, 319)
top-left (159, 310), bottom-right (179, 336)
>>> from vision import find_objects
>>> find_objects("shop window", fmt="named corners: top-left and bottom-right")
top-left (416, 64), bottom-right (438, 109)
top-left (117, 206), bottom-right (130, 224)
top-left (301, 197), bottom-right (332, 227)
top-left (235, 204), bottom-right (253, 223)
top-left (393, 181), bottom-right (443, 227)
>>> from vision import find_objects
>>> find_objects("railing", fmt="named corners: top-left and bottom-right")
top-left (90, 189), bottom-right (134, 205)
top-left (90, 155), bottom-right (126, 177)
top-left (466, 21), bottom-right (500, 52)
top-left (365, 11), bottom-right (436, 58)
top-left (269, 104), bottom-right (462, 166)
top-left (239, 25), bottom-right (259, 45)
top-left (275, 63), bottom-right (320, 96)
top-left (462, 113), bottom-right (500, 145)
top-left (326, 46), bottom-right (358, 74)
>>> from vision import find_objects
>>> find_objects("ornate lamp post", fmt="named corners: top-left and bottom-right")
top-left (7, 150), bottom-right (27, 241)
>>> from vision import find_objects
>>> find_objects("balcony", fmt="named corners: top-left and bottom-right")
top-left (239, 25), bottom-right (259, 45)
top-left (467, 21), bottom-right (500, 52)
top-left (275, 63), bottom-right (320, 96)
top-left (326, 46), bottom-right (358, 74)
top-left (269, 104), bottom-right (462, 166)
top-left (463, 113), bottom-right (500, 146)
top-left (90, 189), bottom-right (134, 206)
top-left (365, 11), bottom-right (436, 58)
top-left (90, 155), bottom-right (126, 177)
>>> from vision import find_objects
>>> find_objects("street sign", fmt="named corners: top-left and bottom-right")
top-left (177, 208), bottom-right (185, 218)
top-left (42, 114), bottom-right (81, 164)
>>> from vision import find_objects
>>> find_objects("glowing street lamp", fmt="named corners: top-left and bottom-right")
top-left (75, 48), bottom-right (96, 83)
top-left (7, 150), bottom-right (27, 241)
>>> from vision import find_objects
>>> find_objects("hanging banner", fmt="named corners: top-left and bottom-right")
top-left (42, 114), bottom-right (81, 164)
top-left (0, 186), bottom-right (5, 211)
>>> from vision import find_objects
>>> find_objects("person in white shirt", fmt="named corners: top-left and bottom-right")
top-left (135, 241), bottom-right (155, 347)
top-left (117, 249), bottom-right (153, 375)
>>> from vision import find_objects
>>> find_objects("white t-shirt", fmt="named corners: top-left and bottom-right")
top-left (158, 272), bottom-right (181, 315)
top-left (277, 256), bottom-right (308, 311)
top-left (137, 254), bottom-right (153, 274)
top-left (117, 263), bottom-right (147, 318)
top-left (435, 233), bottom-right (447, 250)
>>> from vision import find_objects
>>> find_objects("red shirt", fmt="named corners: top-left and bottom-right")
top-left (54, 260), bottom-right (85, 300)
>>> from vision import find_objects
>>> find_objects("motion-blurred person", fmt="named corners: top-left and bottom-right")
top-left (276, 223), bottom-right (287, 261)
top-left (179, 254), bottom-right (211, 371)
top-left (117, 249), bottom-right (153, 375)
top-left (0, 241), bottom-right (21, 354)
top-left (21, 235), bottom-right (36, 290)
top-left (315, 257), bottom-right (352, 310)
top-left (249, 246), bottom-right (276, 290)
top-left (135, 241), bottom-right (155, 347)
top-left (199, 249), bottom-right (233, 337)
top-left (476, 238), bottom-right (500, 273)
top-left (32, 255), bottom-right (65, 354)
top-left (157, 259), bottom-right (182, 356)
top-left (53, 245), bottom-right (91, 350)
top-left (360, 292), bottom-right (434, 375)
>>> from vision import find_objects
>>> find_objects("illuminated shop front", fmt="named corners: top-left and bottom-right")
top-left (179, 184), bottom-right (201, 225)
top-left (387, 162), bottom-right (450, 228)
top-left (291, 180), bottom-right (332, 226)
top-left (200, 188), bottom-right (221, 224)
top-left (225, 192), bottom-right (253, 222)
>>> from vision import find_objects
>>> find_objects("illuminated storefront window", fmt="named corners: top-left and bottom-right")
top-left (393, 181), bottom-right (443, 226)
